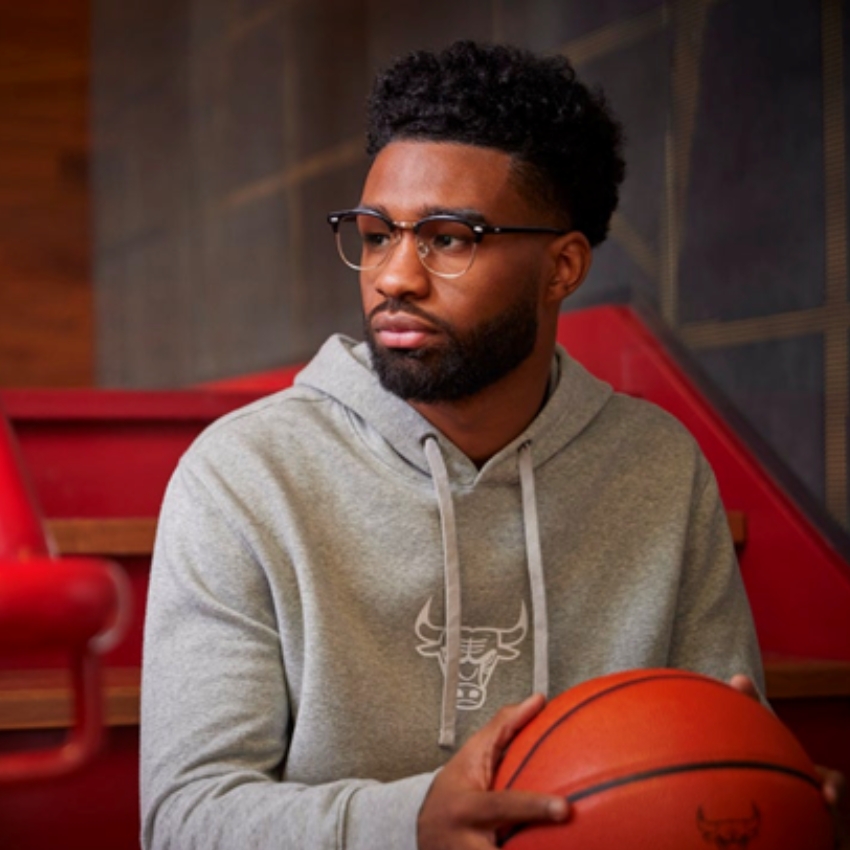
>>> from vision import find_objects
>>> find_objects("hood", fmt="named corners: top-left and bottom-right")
top-left (295, 334), bottom-right (613, 484)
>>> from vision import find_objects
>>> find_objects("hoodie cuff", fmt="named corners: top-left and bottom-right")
top-left (343, 772), bottom-right (436, 850)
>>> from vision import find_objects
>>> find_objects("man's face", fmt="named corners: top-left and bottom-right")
top-left (358, 141), bottom-right (558, 403)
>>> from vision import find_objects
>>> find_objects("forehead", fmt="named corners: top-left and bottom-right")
top-left (360, 141), bottom-right (532, 220)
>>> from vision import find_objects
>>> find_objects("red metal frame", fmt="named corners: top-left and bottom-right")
top-left (0, 403), bottom-right (50, 561)
top-left (0, 403), bottom-right (128, 784)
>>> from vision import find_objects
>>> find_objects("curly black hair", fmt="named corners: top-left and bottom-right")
top-left (366, 41), bottom-right (625, 246)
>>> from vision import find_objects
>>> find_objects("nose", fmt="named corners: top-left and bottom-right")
top-left (370, 230), bottom-right (431, 301)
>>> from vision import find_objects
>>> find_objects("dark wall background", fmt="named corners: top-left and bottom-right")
top-left (92, 0), bottom-right (850, 533)
top-left (0, 0), bottom-right (92, 387)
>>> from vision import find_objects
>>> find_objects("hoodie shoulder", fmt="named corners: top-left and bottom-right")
top-left (178, 333), bottom-right (434, 486)
top-left (180, 382), bottom-right (327, 466)
top-left (186, 335), bottom-right (365, 457)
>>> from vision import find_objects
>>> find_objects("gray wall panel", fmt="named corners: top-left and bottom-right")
top-left (679, 0), bottom-right (826, 322)
top-left (495, 0), bottom-right (659, 48)
top-left (695, 336), bottom-right (826, 502)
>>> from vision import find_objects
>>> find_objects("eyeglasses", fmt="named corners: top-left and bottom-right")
top-left (327, 208), bottom-right (567, 279)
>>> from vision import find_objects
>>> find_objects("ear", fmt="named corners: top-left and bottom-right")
top-left (545, 231), bottom-right (592, 305)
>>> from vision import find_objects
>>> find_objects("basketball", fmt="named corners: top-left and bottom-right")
top-left (493, 669), bottom-right (833, 849)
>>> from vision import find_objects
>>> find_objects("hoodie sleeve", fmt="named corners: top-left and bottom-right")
top-left (667, 456), bottom-right (765, 693)
top-left (140, 463), bottom-right (434, 850)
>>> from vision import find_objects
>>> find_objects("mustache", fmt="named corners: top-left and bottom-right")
top-left (367, 298), bottom-right (453, 334)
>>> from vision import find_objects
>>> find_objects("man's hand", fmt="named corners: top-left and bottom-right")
top-left (730, 674), bottom-right (848, 849)
top-left (417, 693), bottom-right (569, 850)
top-left (728, 673), bottom-right (761, 701)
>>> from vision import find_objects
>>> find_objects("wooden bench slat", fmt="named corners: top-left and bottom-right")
top-left (726, 509), bottom-right (746, 547)
top-left (46, 517), bottom-right (157, 555)
top-left (762, 655), bottom-right (850, 700)
top-left (0, 668), bottom-right (140, 730)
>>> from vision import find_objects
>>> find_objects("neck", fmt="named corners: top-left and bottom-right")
top-left (410, 341), bottom-right (555, 467)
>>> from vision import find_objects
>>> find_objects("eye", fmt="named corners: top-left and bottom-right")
top-left (421, 220), bottom-right (475, 254)
top-left (357, 216), bottom-right (393, 250)
top-left (432, 233), bottom-right (466, 251)
top-left (364, 232), bottom-right (391, 248)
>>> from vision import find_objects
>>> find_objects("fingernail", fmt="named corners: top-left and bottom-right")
top-left (548, 798), bottom-right (568, 821)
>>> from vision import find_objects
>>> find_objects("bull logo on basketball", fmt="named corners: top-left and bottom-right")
top-left (415, 598), bottom-right (527, 710)
top-left (697, 804), bottom-right (761, 847)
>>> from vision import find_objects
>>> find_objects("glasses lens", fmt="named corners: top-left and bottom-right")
top-left (336, 213), bottom-right (393, 271)
top-left (416, 218), bottom-right (477, 277)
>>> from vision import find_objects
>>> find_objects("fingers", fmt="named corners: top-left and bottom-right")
top-left (418, 785), bottom-right (568, 850)
top-left (485, 693), bottom-right (547, 757)
top-left (813, 766), bottom-right (849, 850)
top-left (463, 693), bottom-right (547, 784)
top-left (436, 787), bottom-right (568, 830)
top-left (463, 788), bottom-right (569, 830)
top-left (418, 694), bottom-right (562, 850)
top-left (816, 766), bottom-right (847, 807)
top-left (728, 674), bottom-right (760, 701)
top-left (419, 787), bottom-right (569, 850)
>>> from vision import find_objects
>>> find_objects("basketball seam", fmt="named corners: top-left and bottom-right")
top-left (498, 761), bottom-right (820, 846)
top-left (565, 759), bottom-right (822, 803)
top-left (500, 672), bottom-right (713, 789)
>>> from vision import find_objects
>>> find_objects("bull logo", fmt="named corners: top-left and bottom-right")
top-left (697, 804), bottom-right (761, 847)
top-left (414, 598), bottom-right (527, 710)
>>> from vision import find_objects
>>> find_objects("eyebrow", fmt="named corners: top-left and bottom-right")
top-left (358, 203), bottom-right (489, 224)
top-left (423, 205), bottom-right (488, 223)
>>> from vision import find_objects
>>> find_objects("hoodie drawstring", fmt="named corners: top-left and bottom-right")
top-left (518, 442), bottom-right (549, 698)
top-left (423, 436), bottom-right (549, 749)
top-left (423, 438), bottom-right (462, 748)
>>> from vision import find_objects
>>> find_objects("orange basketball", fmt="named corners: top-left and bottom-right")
top-left (493, 669), bottom-right (833, 849)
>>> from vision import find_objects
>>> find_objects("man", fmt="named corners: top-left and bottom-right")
top-left (141, 41), bottom-right (780, 849)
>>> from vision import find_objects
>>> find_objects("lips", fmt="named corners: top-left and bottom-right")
top-left (372, 313), bottom-right (438, 349)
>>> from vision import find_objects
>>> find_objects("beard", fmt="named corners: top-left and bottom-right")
top-left (364, 292), bottom-right (539, 403)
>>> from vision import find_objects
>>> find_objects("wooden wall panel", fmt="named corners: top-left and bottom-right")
top-left (0, 0), bottom-right (93, 387)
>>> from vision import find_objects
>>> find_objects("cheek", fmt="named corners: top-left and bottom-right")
top-left (466, 260), bottom-right (546, 317)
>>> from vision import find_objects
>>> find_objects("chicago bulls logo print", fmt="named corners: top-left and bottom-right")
top-left (414, 598), bottom-right (527, 710)
top-left (697, 804), bottom-right (761, 847)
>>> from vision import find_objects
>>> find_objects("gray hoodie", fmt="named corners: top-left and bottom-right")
top-left (140, 335), bottom-right (763, 850)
